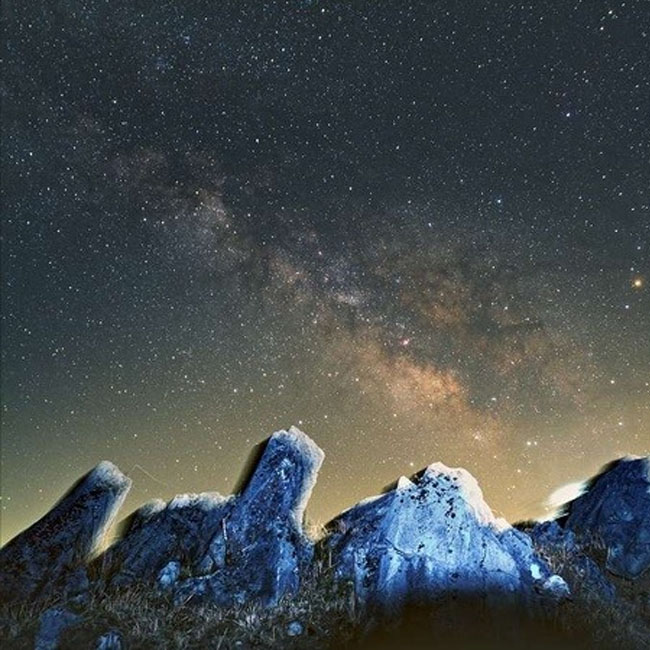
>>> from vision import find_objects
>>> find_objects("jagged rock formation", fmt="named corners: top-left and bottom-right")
top-left (0, 461), bottom-right (131, 604)
top-left (99, 491), bottom-right (233, 587)
top-left (172, 427), bottom-right (325, 606)
top-left (562, 456), bottom-right (650, 579)
top-left (2, 428), bottom-right (648, 639)
top-left (321, 463), bottom-right (567, 611)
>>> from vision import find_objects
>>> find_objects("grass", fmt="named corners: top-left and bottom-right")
top-left (2, 542), bottom-right (649, 649)
top-left (518, 523), bottom-right (650, 650)
top-left (0, 559), bottom-right (360, 649)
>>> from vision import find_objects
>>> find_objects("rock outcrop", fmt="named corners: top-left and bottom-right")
top-left (173, 427), bottom-right (325, 606)
top-left (2, 428), bottom-right (647, 634)
top-left (322, 462), bottom-right (567, 611)
top-left (34, 608), bottom-right (82, 650)
top-left (528, 520), bottom-right (616, 602)
top-left (0, 461), bottom-right (131, 604)
top-left (99, 491), bottom-right (233, 587)
top-left (562, 456), bottom-right (650, 579)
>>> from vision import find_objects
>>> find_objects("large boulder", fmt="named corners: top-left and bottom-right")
top-left (322, 462), bottom-right (566, 611)
top-left (173, 427), bottom-right (324, 606)
top-left (98, 491), bottom-right (233, 587)
top-left (562, 455), bottom-right (650, 579)
top-left (0, 461), bottom-right (131, 604)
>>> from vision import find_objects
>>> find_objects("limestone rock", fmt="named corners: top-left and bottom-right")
top-left (322, 463), bottom-right (564, 611)
top-left (99, 491), bottom-right (232, 587)
top-left (157, 559), bottom-right (181, 590)
top-left (174, 427), bottom-right (324, 606)
top-left (528, 521), bottom-right (616, 602)
top-left (0, 461), bottom-right (131, 603)
top-left (563, 456), bottom-right (650, 579)
top-left (95, 630), bottom-right (123, 650)
top-left (34, 608), bottom-right (82, 650)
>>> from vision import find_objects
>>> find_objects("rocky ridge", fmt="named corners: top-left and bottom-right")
top-left (1, 428), bottom-right (648, 647)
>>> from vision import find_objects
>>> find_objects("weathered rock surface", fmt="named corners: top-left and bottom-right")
top-left (528, 520), bottom-right (616, 602)
top-left (99, 491), bottom-right (232, 587)
top-left (0, 461), bottom-right (131, 604)
top-left (322, 463), bottom-right (566, 611)
top-left (2, 426), bottom-right (646, 632)
top-left (95, 630), bottom-right (123, 650)
top-left (173, 426), bottom-right (324, 606)
top-left (562, 456), bottom-right (650, 579)
top-left (34, 608), bottom-right (82, 650)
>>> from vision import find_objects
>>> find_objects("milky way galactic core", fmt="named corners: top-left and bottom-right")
top-left (1, 1), bottom-right (649, 542)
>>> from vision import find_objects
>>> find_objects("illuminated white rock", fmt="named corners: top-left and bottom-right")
top-left (174, 427), bottom-right (324, 606)
top-left (100, 491), bottom-right (232, 587)
top-left (323, 462), bottom-right (563, 610)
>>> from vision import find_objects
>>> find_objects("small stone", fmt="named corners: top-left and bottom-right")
top-left (157, 560), bottom-right (181, 590)
top-left (95, 630), bottom-right (123, 650)
top-left (542, 574), bottom-right (571, 599)
top-left (287, 621), bottom-right (304, 637)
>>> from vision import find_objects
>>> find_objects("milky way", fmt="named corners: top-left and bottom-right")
top-left (1, 1), bottom-right (649, 542)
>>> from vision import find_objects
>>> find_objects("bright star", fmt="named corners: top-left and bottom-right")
top-left (631, 276), bottom-right (644, 289)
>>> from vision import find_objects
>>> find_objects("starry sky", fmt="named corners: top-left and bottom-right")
top-left (1, 1), bottom-right (649, 543)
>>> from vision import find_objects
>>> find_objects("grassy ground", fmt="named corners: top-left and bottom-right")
top-left (1, 549), bottom-right (649, 649)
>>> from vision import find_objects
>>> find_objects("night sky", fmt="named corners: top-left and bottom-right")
top-left (1, 1), bottom-right (649, 543)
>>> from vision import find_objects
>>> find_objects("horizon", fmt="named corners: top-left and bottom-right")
top-left (0, 427), bottom-right (640, 545)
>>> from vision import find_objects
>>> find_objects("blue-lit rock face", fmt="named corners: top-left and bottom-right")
top-left (322, 463), bottom-right (566, 611)
top-left (2, 431), bottom-right (647, 620)
top-left (0, 461), bottom-right (131, 604)
top-left (34, 608), bottom-right (82, 650)
top-left (563, 456), bottom-right (650, 579)
top-left (173, 427), bottom-right (325, 606)
top-left (528, 521), bottom-right (616, 602)
top-left (100, 491), bottom-right (233, 588)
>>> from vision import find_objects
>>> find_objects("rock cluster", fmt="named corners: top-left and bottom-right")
top-left (1, 426), bottom-right (648, 648)
top-left (93, 426), bottom-right (325, 608)
top-left (527, 521), bottom-right (616, 602)
top-left (99, 491), bottom-right (233, 588)
top-left (171, 427), bottom-right (324, 606)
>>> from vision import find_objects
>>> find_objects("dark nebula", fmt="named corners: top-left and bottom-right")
top-left (1, 1), bottom-right (649, 541)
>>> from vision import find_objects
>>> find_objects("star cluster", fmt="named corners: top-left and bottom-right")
top-left (1, 1), bottom-right (649, 541)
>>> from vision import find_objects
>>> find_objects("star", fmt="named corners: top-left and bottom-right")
top-left (1, 0), bottom-right (649, 545)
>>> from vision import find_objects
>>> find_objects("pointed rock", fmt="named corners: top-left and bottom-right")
top-left (0, 461), bottom-right (131, 603)
top-left (174, 427), bottom-right (324, 606)
top-left (322, 462), bottom-right (564, 611)
top-left (562, 455), bottom-right (650, 579)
